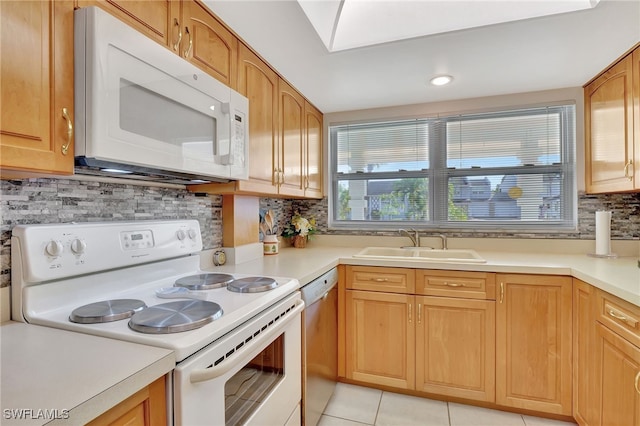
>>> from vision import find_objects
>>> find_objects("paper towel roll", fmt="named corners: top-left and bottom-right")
top-left (595, 211), bottom-right (612, 255)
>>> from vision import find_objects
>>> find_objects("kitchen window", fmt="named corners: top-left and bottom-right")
top-left (329, 104), bottom-right (576, 231)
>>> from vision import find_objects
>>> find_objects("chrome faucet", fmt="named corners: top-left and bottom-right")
top-left (433, 234), bottom-right (448, 250)
top-left (399, 228), bottom-right (420, 247)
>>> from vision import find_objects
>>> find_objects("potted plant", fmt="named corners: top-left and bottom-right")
top-left (282, 211), bottom-right (316, 248)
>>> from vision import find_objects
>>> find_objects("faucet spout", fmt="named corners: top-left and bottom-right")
top-left (435, 234), bottom-right (448, 250)
top-left (399, 228), bottom-right (420, 247)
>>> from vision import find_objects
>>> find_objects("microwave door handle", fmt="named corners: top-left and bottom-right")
top-left (219, 102), bottom-right (232, 165)
top-left (189, 300), bottom-right (304, 384)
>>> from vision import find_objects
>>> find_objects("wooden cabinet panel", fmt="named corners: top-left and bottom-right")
top-left (346, 266), bottom-right (415, 294)
top-left (416, 270), bottom-right (495, 300)
top-left (592, 323), bottom-right (640, 426)
top-left (573, 279), bottom-right (595, 426)
top-left (75, 0), bottom-right (179, 48)
top-left (278, 79), bottom-right (305, 197)
top-left (87, 376), bottom-right (166, 426)
top-left (181, 0), bottom-right (237, 88)
top-left (416, 296), bottom-right (495, 402)
top-left (304, 101), bottom-right (323, 199)
top-left (596, 287), bottom-right (640, 348)
top-left (585, 48), bottom-right (636, 193)
top-left (495, 274), bottom-right (572, 415)
top-left (1, 0), bottom-right (75, 177)
top-left (345, 290), bottom-right (415, 389)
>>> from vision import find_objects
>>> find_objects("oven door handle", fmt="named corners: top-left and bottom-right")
top-left (190, 300), bottom-right (304, 384)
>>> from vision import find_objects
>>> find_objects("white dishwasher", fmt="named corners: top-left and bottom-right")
top-left (300, 267), bottom-right (338, 426)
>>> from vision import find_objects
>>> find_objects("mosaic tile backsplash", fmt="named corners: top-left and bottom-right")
top-left (1, 178), bottom-right (222, 287)
top-left (1, 177), bottom-right (639, 288)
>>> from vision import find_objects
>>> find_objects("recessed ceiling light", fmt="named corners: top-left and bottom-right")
top-left (430, 75), bottom-right (453, 86)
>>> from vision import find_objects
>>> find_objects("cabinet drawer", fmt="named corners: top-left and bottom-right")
top-left (346, 266), bottom-right (415, 294)
top-left (416, 270), bottom-right (496, 300)
top-left (596, 289), bottom-right (640, 347)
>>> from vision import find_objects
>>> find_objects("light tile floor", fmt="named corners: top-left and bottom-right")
top-left (319, 383), bottom-right (577, 426)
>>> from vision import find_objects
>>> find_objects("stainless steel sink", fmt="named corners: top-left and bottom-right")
top-left (353, 247), bottom-right (486, 263)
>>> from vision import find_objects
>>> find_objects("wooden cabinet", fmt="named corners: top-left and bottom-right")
top-left (188, 44), bottom-right (324, 199)
top-left (180, 0), bottom-right (237, 88)
top-left (589, 287), bottom-right (640, 425)
top-left (416, 269), bottom-right (495, 300)
top-left (86, 376), bottom-right (166, 426)
top-left (79, 0), bottom-right (237, 88)
top-left (347, 265), bottom-right (415, 293)
top-left (75, 0), bottom-right (180, 49)
top-left (415, 296), bottom-right (495, 402)
top-left (304, 101), bottom-right (323, 198)
top-left (278, 79), bottom-right (305, 197)
top-left (343, 266), bottom-right (495, 403)
top-left (585, 44), bottom-right (640, 193)
top-left (0, 0), bottom-right (75, 178)
top-left (592, 323), bottom-right (640, 425)
top-left (345, 289), bottom-right (415, 389)
top-left (573, 279), bottom-right (595, 426)
top-left (495, 273), bottom-right (572, 415)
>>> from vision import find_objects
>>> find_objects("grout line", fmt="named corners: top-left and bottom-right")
top-left (372, 391), bottom-right (383, 425)
top-left (446, 401), bottom-right (452, 426)
top-left (321, 414), bottom-right (372, 425)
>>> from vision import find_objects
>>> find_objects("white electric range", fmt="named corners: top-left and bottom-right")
top-left (11, 220), bottom-right (303, 426)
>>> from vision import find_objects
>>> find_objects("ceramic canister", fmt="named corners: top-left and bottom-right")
top-left (263, 234), bottom-right (279, 255)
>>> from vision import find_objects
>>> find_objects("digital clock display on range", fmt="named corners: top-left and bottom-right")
top-left (131, 234), bottom-right (144, 241)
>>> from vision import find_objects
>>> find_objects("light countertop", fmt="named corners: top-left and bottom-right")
top-left (0, 322), bottom-right (174, 426)
top-left (204, 243), bottom-right (640, 307)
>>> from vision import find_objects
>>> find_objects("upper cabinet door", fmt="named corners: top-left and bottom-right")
top-left (1, 0), bottom-right (74, 177)
top-left (236, 43), bottom-right (279, 194)
top-left (585, 54), bottom-right (635, 193)
top-left (278, 79), bottom-right (305, 197)
top-left (75, 0), bottom-right (180, 48)
top-left (304, 101), bottom-right (323, 199)
top-left (181, 0), bottom-right (237, 88)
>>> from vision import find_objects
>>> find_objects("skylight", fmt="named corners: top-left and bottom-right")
top-left (297, 0), bottom-right (601, 52)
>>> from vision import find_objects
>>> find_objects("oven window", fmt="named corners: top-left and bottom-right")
top-left (224, 334), bottom-right (285, 425)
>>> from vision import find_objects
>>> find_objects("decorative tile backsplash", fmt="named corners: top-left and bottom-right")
top-left (0, 178), bottom-right (222, 287)
top-left (264, 192), bottom-right (640, 240)
top-left (1, 177), bottom-right (639, 288)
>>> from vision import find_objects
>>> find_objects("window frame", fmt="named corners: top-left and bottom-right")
top-left (328, 104), bottom-right (577, 232)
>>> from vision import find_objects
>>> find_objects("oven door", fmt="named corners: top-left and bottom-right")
top-left (174, 293), bottom-right (303, 426)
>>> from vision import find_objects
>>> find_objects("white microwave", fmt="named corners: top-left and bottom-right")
top-left (74, 6), bottom-right (249, 184)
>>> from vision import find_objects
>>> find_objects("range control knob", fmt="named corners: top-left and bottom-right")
top-left (45, 240), bottom-right (64, 257)
top-left (176, 230), bottom-right (187, 241)
top-left (188, 229), bottom-right (197, 240)
top-left (70, 239), bottom-right (87, 255)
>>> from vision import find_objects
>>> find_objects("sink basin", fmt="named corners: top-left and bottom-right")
top-left (353, 247), bottom-right (486, 263)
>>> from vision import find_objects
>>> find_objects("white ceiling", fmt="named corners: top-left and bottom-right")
top-left (205, 0), bottom-right (640, 113)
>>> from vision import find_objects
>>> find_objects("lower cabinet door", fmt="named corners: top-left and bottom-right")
top-left (495, 274), bottom-right (572, 415)
top-left (592, 323), bottom-right (640, 426)
top-left (415, 296), bottom-right (495, 402)
top-left (345, 290), bottom-right (415, 389)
